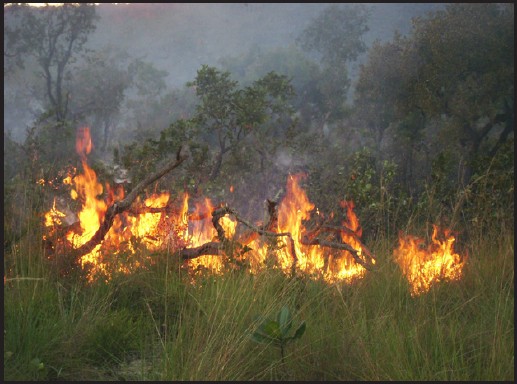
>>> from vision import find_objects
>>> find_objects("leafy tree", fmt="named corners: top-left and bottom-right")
top-left (187, 65), bottom-right (294, 181)
top-left (4, 3), bottom-right (99, 122)
top-left (117, 65), bottom-right (295, 216)
top-left (406, 3), bottom-right (514, 183)
top-left (127, 58), bottom-right (168, 98)
top-left (354, 34), bottom-right (407, 157)
top-left (297, 4), bottom-right (370, 66)
top-left (118, 58), bottom-right (175, 144)
top-left (297, 4), bottom-right (370, 131)
top-left (354, 3), bottom-right (514, 202)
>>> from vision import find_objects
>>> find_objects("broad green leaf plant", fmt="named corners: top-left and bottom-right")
top-left (251, 306), bottom-right (306, 363)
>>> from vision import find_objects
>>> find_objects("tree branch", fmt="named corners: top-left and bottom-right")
top-left (73, 148), bottom-right (187, 257)
top-left (300, 235), bottom-right (374, 271)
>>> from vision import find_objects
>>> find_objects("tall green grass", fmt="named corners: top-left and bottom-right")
top-left (4, 223), bottom-right (513, 381)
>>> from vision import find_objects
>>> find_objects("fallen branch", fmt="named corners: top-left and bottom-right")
top-left (178, 201), bottom-right (376, 274)
top-left (179, 241), bottom-right (223, 259)
top-left (50, 148), bottom-right (374, 275)
top-left (73, 148), bottom-right (188, 257)
top-left (212, 204), bottom-right (292, 241)
top-left (211, 203), bottom-right (298, 275)
top-left (304, 224), bottom-right (377, 263)
top-left (176, 201), bottom-right (298, 274)
top-left (300, 235), bottom-right (374, 271)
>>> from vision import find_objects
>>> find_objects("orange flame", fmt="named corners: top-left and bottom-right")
top-left (76, 126), bottom-right (93, 160)
top-left (43, 131), bottom-right (367, 284)
top-left (44, 198), bottom-right (66, 230)
top-left (185, 197), bottom-right (237, 275)
top-left (242, 173), bottom-right (367, 283)
top-left (394, 225), bottom-right (466, 296)
top-left (44, 128), bottom-right (467, 294)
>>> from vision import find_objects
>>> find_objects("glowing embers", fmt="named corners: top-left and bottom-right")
top-left (394, 225), bottom-right (466, 296)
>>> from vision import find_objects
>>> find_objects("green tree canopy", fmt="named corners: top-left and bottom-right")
top-left (297, 4), bottom-right (370, 66)
top-left (187, 65), bottom-right (294, 181)
top-left (408, 3), bottom-right (514, 169)
top-left (355, 3), bottom-right (514, 191)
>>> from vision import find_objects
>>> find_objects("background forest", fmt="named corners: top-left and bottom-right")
top-left (3, 3), bottom-right (514, 381)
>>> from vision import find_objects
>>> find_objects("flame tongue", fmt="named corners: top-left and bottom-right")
top-left (44, 152), bottom-right (370, 283)
top-left (278, 173), bottom-right (315, 272)
top-left (394, 225), bottom-right (466, 296)
top-left (272, 173), bottom-right (367, 282)
top-left (76, 126), bottom-right (93, 160)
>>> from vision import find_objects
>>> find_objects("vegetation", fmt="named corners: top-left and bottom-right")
top-left (4, 213), bottom-right (513, 380)
top-left (251, 305), bottom-right (306, 364)
top-left (4, 3), bottom-right (513, 381)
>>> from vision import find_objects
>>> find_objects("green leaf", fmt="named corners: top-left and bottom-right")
top-left (285, 321), bottom-right (306, 345)
top-left (251, 331), bottom-right (274, 344)
top-left (255, 319), bottom-right (282, 342)
top-left (277, 306), bottom-right (292, 337)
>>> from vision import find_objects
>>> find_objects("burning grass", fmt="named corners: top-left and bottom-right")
top-left (40, 126), bottom-right (467, 297)
top-left (394, 225), bottom-right (466, 296)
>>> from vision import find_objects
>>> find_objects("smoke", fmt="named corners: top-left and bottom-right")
top-left (274, 148), bottom-right (294, 169)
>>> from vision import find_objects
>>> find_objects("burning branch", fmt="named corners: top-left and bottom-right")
top-left (304, 224), bottom-right (377, 268)
top-left (180, 242), bottom-right (223, 259)
top-left (211, 203), bottom-right (298, 274)
top-left (300, 235), bottom-right (374, 271)
top-left (177, 200), bottom-right (298, 275)
top-left (73, 148), bottom-right (188, 257)
top-left (44, 127), bottom-right (379, 284)
top-left (176, 197), bottom-right (376, 277)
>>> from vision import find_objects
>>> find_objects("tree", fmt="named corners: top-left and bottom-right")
top-left (297, 4), bottom-right (370, 66)
top-left (121, 58), bottom-right (174, 143)
top-left (68, 46), bottom-right (132, 152)
top-left (4, 3), bottom-right (98, 122)
top-left (354, 35), bottom-right (406, 157)
top-left (407, 3), bottom-right (514, 182)
top-left (354, 3), bottom-right (514, 197)
top-left (187, 65), bottom-right (294, 181)
top-left (297, 4), bottom-right (370, 131)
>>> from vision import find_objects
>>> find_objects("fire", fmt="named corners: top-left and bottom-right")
top-left (185, 197), bottom-right (237, 274)
top-left (48, 127), bottom-right (464, 295)
top-left (394, 225), bottom-right (466, 296)
top-left (44, 129), bottom-right (370, 282)
top-left (43, 128), bottom-right (467, 294)
top-left (333, 200), bottom-right (370, 282)
top-left (242, 174), bottom-right (367, 283)
top-left (43, 128), bottom-right (176, 280)
top-left (44, 199), bottom-right (66, 231)
top-left (43, 128), bottom-right (366, 284)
